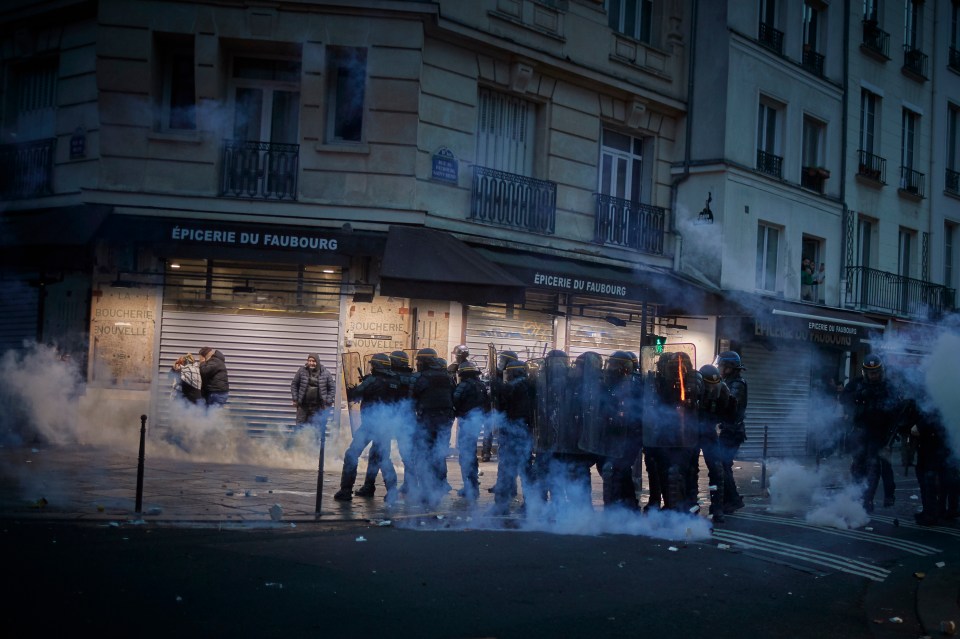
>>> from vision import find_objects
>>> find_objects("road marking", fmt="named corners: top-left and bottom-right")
top-left (712, 529), bottom-right (891, 582)
top-left (727, 511), bottom-right (942, 555)
top-left (867, 514), bottom-right (960, 537)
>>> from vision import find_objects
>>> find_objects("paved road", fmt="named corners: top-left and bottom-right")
top-left (1, 445), bottom-right (957, 638)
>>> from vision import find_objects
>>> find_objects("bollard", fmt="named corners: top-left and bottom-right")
top-left (314, 418), bottom-right (327, 516)
top-left (135, 414), bottom-right (147, 514)
top-left (760, 424), bottom-right (769, 496)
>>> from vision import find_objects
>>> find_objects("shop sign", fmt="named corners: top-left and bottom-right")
top-left (431, 147), bottom-right (459, 184)
top-left (753, 316), bottom-right (863, 348)
top-left (530, 271), bottom-right (629, 298)
top-left (170, 223), bottom-right (340, 252)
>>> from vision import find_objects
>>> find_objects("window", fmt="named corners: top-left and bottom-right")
top-left (953, 3), bottom-right (960, 49)
top-left (756, 223), bottom-right (780, 292)
top-left (231, 57), bottom-right (300, 144)
top-left (6, 57), bottom-right (58, 139)
top-left (803, 3), bottom-right (821, 52)
top-left (757, 97), bottom-right (783, 177)
top-left (948, 104), bottom-right (959, 172)
top-left (802, 116), bottom-right (825, 168)
top-left (859, 90), bottom-right (879, 154)
top-left (904, 0), bottom-right (922, 49)
top-left (325, 46), bottom-right (366, 143)
top-left (760, 0), bottom-right (776, 27)
top-left (946, 223), bottom-right (957, 291)
top-left (898, 228), bottom-right (913, 279)
top-left (901, 108), bottom-right (917, 170)
top-left (607, 0), bottom-right (653, 43)
top-left (155, 35), bottom-right (196, 131)
top-left (599, 128), bottom-right (648, 203)
top-left (476, 87), bottom-right (536, 175)
top-left (857, 218), bottom-right (874, 269)
top-left (863, 0), bottom-right (880, 23)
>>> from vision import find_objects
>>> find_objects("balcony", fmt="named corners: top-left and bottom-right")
top-left (898, 166), bottom-right (925, 198)
top-left (844, 266), bottom-right (956, 320)
top-left (470, 166), bottom-right (556, 235)
top-left (220, 140), bottom-right (299, 200)
top-left (758, 22), bottom-right (784, 55)
top-left (593, 194), bottom-right (665, 255)
top-left (801, 48), bottom-right (825, 77)
top-left (801, 166), bottom-right (829, 193)
top-left (756, 149), bottom-right (783, 179)
top-left (902, 45), bottom-right (929, 80)
top-left (0, 137), bottom-right (56, 199)
top-left (950, 47), bottom-right (960, 74)
top-left (861, 20), bottom-right (890, 59)
top-left (856, 149), bottom-right (885, 184)
top-left (947, 168), bottom-right (960, 195)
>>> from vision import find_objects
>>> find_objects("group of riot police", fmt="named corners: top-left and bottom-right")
top-left (333, 343), bottom-right (751, 522)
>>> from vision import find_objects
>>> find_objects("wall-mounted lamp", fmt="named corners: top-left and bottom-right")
top-left (695, 192), bottom-right (714, 225)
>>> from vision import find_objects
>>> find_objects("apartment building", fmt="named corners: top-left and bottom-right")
top-left (1, 0), bottom-right (717, 435)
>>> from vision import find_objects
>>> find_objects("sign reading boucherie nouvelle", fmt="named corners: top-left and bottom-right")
top-left (170, 223), bottom-right (341, 251)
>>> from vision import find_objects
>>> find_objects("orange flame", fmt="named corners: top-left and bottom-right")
top-left (678, 358), bottom-right (685, 402)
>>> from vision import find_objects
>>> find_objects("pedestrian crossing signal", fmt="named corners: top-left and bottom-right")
top-left (654, 335), bottom-right (666, 353)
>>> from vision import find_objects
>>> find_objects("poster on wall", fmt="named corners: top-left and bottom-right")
top-left (88, 284), bottom-right (157, 386)
top-left (344, 296), bottom-right (414, 372)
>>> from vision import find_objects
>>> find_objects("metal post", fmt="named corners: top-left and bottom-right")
top-left (760, 424), bottom-right (769, 495)
top-left (135, 414), bottom-right (147, 513)
top-left (314, 416), bottom-right (327, 516)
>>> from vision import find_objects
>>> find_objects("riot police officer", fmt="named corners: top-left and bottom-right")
top-left (716, 351), bottom-right (748, 514)
top-left (453, 359), bottom-right (488, 501)
top-left (334, 353), bottom-right (399, 504)
top-left (492, 359), bottom-right (536, 514)
top-left (412, 347), bottom-right (456, 506)
top-left (692, 364), bottom-right (736, 522)
top-left (482, 349), bottom-right (518, 462)
top-left (598, 351), bottom-right (644, 509)
top-left (840, 354), bottom-right (903, 513)
top-left (448, 344), bottom-right (470, 378)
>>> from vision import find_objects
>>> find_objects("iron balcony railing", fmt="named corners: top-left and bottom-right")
top-left (844, 266), bottom-right (956, 320)
top-left (758, 22), bottom-right (784, 55)
top-left (902, 45), bottom-right (929, 79)
top-left (950, 47), bottom-right (960, 73)
top-left (220, 140), bottom-right (299, 200)
top-left (801, 48), bottom-right (825, 77)
top-left (947, 168), bottom-right (960, 194)
top-left (593, 194), bottom-right (665, 255)
top-left (470, 166), bottom-right (556, 235)
top-left (800, 166), bottom-right (828, 193)
top-left (861, 20), bottom-right (890, 58)
top-left (899, 166), bottom-right (925, 197)
top-left (0, 137), bottom-right (56, 199)
top-left (756, 149), bottom-right (783, 179)
top-left (857, 149), bottom-right (886, 183)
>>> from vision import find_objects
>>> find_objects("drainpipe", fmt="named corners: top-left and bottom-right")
top-left (670, 0), bottom-right (699, 274)
top-left (838, 0), bottom-right (851, 309)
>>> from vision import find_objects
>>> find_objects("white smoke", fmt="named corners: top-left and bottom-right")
top-left (767, 459), bottom-right (870, 529)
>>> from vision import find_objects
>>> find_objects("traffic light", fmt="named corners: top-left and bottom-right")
top-left (643, 334), bottom-right (666, 353)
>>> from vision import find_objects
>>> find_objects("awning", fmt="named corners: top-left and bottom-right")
top-left (473, 246), bottom-right (722, 314)
top-left (378, 226), bottom-right (526, 304)
top-left (0, 205), bottom-right (109, 247)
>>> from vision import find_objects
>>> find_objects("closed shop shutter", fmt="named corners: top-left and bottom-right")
top-left (155, 309), bottom-right (340, 436)
top-left (739, 342), bottom-right (811, 460)
top-left (0, 278), bottom-right (39, 353)
top-left (464, 305), bottom-right (555, 372)
top-left (567, 317), bottom-right (644, 360)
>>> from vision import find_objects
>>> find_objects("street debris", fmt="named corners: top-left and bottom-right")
top-left (668, 546), bottom-right (679, 552)
top-left (889, 617), bottom-right (903, 624)
top-left (268, 504), bottom-right (283, 521)
top-left (717, 543), bottom-right (731, 550)
top-left (355, 536), bottom-right (367, 542)
top-left (265, 582), bottom-right (283, 589)
top-left (225, 490), bottom-right (235, 496)
top-left (255, 476), bottom-right (268, 482)
top-left (936, 561), bottom-right (946, 568)
top-left (940, 620), bottom-right (956, 635)
top-left (146, 507), bottom-right (162, 516)
top-left (915, 572), bottom-right (926, 579)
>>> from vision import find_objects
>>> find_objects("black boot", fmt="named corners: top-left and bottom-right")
top-left (354, 482), bottom-right (376, 497)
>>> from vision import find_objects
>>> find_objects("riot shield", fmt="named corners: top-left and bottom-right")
top-left (340, 351), bottom-right (362, 432)
top-left (574, 352), bottom-right (608, 456)
top-left (534, 353), bottom-right (578, 454)
top-left (488, 343), bottom-right (501, 411)
top-left (642, 350), bottom-right (699, 449)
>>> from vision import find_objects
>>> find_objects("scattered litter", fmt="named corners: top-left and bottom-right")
top-left (717, 543), bottom-right (731, 550)
top-left (268, 504), bottom-right (283, 521)
top-left (244, 490), bottom-right (255, 497)
top-left (750, 478), bottom-right (760, 483)
top-left (255, 476), bottom-right (268, 483)
top-left (146, 507), bottom-right (162, 516)
top-left (688, 505), bottom-right (699, 513)
top-left (377, 520), bottom-right (392, 527)
top-left (618, 561), bottom-right (626, 568)
top-left (109, 521), bottom-right (120, 527)
top-left (436, 515), bottom-right (444, 520)
top-left (936, 561), bottom-right (946, 568)
top-left (31, 448), bottom-right (40, 453)
top-left (914, 572), bottom-right (926, 579)
top-left (889, 617), bottom-right (903, 624)
top-left (355, 536), bottom-right (367, 542)
top-left (128, 519), bottom-right (146, 525)
top-left (175, 596), bottom-right (182, 603)
top-left (225, 490), bottom-right (235, 496)
top-left (96, 505), bottom-right (105, 512)
top-left (265, 582), bottom-right (283, 589)
top-left (865, 527), bottom-right (874, 531)
top-left (910, 495), bottom-right (919, 500)
top-left (940, 620), bottom-right (956, 635)
top-left (668, 546), bottom-right (679, 552)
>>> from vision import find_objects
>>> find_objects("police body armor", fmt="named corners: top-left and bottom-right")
top-left (574, 352), bottom-right (608, 457)
top-left (850, 378), bottom-right (900, 447)
top-left (643, 351), bottom-right (701, 449)
top-left (347, 371), bottom-right (392, 411)
top-left (454, 376), bottom-right (488, 417)
top-left (719, 376), bottom-right (748, 446)
top-left (414, 368), bottom-right (455, 418)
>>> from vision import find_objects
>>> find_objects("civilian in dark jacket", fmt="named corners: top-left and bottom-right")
top-left (198, 347), bottom-right (229, 407)
top-left (290, 353), bottom-right (336, 426)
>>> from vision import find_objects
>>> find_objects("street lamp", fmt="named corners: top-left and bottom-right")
top-left (695, 192), bottom-right (714, 225)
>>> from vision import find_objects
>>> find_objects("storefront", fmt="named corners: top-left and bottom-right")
top-left (718, 300), bottom-right (885, 459)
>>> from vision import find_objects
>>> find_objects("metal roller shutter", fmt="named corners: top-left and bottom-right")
top-left (464, 305), bottom-right (556, 371)
top-left (0, 277), bottom-right (39, 353)
top-left (155, 309), bottom-right (340, 436)
top-left (567, 317), bottom-right (644, 360)
top-left (738, 342), bottom-right (811, 460)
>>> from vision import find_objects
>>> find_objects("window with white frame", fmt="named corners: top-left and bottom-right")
top-left (898, 228), bottom-right (914, 279)
top-left (231, 56), bottom-right (301, 145)
top-left (760, 0), bottom-right (777, 26)
top-left (802, 116), bottom-right (825, 169)
top-left (155, 35), bottom-right (196, 131)
top-left (758, 99), bottom-right (780, 155)
top-left (476, 87), bottom-right (536, 176)
top-left (857, 218), bottom-right (874, 268)
top-left (607, 0), bottom-right (653, 43)
top-left (901, 108), bottom-right (917, 170)
top-left (598, 128), bottom-right (648, 203)
top-left (859, 89), bottom-right (879, 154)
top-left (756, 223), bottom-right (780, 292)
top-left (325, 46), bottom-right (366, 143)
top-left (863, 0), bottom-right (880, 23)
top-left (904, 0), bottom-right (922, 49)
top-left (803, 2), bottom-right (821, 52)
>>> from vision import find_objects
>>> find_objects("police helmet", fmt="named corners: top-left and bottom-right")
top-left (544, 349), bottom-right (569, 369)
top-left (861, 353), bottom-right (884, 383)
top-left (452, 344), bottom-right (470, 362)
top-left (435, 357), bottom-right (448, 370)
top-left (497, 350), bottom-right (519, 371)
top-left (626, 351), bottom-right (639, 372)
top-left (699, 364), bottom-right (722, 385)
top-left (716, 351), bottom-right (744, 371)
top-left (415, 347), bottom-right (438, 371)
top-left (504, 359), bottom-right (528, 380)
top-left (605, 350), bottom-right (633, 375)
top-left (458, 360), bottom-right (480, 378)
top-left (575, 351), bottom-right (603, 372)
top-left (389, 350), bottom-right (410, 370)
top-left (369, 352), bottom-right (391, 373)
